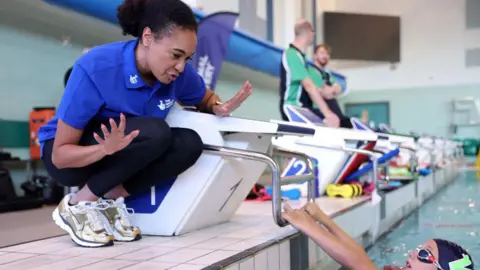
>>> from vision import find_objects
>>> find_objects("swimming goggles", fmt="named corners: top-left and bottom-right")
top-left (417, 248), bottom-right (444, 270)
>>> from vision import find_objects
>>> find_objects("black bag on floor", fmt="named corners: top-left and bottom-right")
top-left (0, 167), bottom-right (17, 201)
top-left (21, 175), bottom-right (63, 205)
top-left (42, 177), bottom-right (64, 205)
top-left (0, 167), bottom-right (45, 213)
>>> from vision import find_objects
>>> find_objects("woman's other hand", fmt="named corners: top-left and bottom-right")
top-left (213, 80), bottom-right (253, 116)
top-left (93, 113), bottom-right (140, 155)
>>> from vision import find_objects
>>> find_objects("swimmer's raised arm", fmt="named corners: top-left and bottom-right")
top-left (305, 223), bottom-right (378, 270)
top-left (303, 202), bottom-right (368, 258)
top-left (283, 203), bottom-right (378, 270)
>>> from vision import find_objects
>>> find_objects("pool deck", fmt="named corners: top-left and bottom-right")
top-left (0, 197), bottom-right (369, 270)
top-left (0, 161), bottom-right (464, 270)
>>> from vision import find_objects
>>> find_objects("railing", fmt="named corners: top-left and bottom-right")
top-left (63, 136), bottom-right (461, 228)
top-left (203, 144), bottom-right (316, 227)
top-left (398, 146), bottom-right (419, 176)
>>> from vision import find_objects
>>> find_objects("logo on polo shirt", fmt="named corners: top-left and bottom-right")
top-left (158, 99), bottom-right (175, 110)
top-left (130, 74), bottom-right (138, 84)
top-left (197, 55), bottom-right (214, 89)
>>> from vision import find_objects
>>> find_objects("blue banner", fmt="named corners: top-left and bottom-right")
top-left (191, 12), bottom-right (239, 90)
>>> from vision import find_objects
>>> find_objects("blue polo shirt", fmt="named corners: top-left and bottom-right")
top-left (38, 39), bottom-right (206, 154)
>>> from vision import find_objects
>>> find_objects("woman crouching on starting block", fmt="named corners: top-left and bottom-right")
top-left (37, 0), bottom-right (252, 248)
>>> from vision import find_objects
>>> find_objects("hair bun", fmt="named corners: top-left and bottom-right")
top-left (117, 0), bottom-right (148, 37)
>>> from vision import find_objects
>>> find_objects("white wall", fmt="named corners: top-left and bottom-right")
top-left (315, 0), bottom-right (336, 44)
top-left (273, 0), bottom-right (316, 58)
top-left (318, 0), bottom-right (480, 91)
top-left (218, 62), bottom-right (281, 121)
top-left (0, 26), bottom-right (83, 120)
top-left (193, 0), bottom-right (239, 13)
top-left (190, 0), bottom-right (305, 50)
top-left (187, 0), bottom-right (317, 52)
top-left (181, 0), bottom-right (198, 9)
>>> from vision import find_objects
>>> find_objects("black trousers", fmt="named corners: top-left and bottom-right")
top-left (42, 117), bottom-right (204, 197)
top-left (280, 97), bottom-right (353, 129)
top-left (311, 108), bottom-right (353, 129)
top-left (310, 98), bottom-right (353, 129)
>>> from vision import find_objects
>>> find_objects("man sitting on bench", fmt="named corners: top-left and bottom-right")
top-left (309, 44), bottom-right (353, 129)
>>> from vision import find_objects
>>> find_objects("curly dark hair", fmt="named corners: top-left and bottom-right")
top-left (117, 0), bottom-right (198, 38)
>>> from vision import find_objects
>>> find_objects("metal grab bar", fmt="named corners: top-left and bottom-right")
top-left (272, 147), bottom-right (316, 201)
top-left (341, 147), bottom-right (379, 192)
top-left (203, 144), bottom-right (316, 227)
top-left (398, 146), bottom-right (419, 175)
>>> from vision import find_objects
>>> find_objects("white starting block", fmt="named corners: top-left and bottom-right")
top-left (375, 132), bottom-right (418, 167)
top-left (416, 137), bottom-right (436, 168)
top-left (442, 139), bottom-right (458, 162)
top-left (349, 118), bottom-right (423, 171)
top-left (438, 138), bottom-right (462, 167)
top-left (415, 136), bottom-right (462, 169)
top-left (350, 118), bottom-right (400, 153)
top-left (418, 137), bottom-right (446, 167)
top-left (125, 105), bottom-right (316, 236)
top-left (270, 105), bottom-right (379, 196)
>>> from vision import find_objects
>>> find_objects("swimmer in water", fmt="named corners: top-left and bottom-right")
top-left (282, 202), bottom-right (474, 270)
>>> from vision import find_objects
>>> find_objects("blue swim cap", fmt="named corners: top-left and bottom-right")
top-left (433, 239), bottom-right (474, 270)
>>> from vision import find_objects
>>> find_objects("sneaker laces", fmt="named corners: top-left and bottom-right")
top-left (72, 202), bottom-right (110, 232)
top-left (102, 198), bottom-right (135, 228)
top-left (117, 204), bottom-right (135, 228)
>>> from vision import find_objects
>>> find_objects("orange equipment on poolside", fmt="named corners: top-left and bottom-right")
top-left (29, 107), bottom-right (56, 160)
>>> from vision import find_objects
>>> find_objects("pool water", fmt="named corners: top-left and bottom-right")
top-left (368, 171), bottom-right (480, 268)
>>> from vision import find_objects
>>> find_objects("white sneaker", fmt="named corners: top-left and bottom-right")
top-left (99, 197), bottom-right (142, 242)
top-left (52, 194), bottom-right (115, 247)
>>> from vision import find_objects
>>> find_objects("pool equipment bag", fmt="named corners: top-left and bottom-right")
top-left (21, 175), bottom-right (64, 205)
top-left (0, 167), bottom-right (45, 213)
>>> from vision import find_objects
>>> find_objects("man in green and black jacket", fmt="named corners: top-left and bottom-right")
top-left (279, 19), bottom-right (340, 128)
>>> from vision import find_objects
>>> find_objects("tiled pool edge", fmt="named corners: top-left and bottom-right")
top-left (200, 199), bottom-right (371, 270)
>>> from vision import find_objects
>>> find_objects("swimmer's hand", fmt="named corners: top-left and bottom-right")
top-left (93, 113), bottom-right (140, 155)
top-left (282, 203), bottom-right (318, 232)
top-left (302, 201), bottom-right (331, 224)
top-left (213, 80), bottom-right (252, 116)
